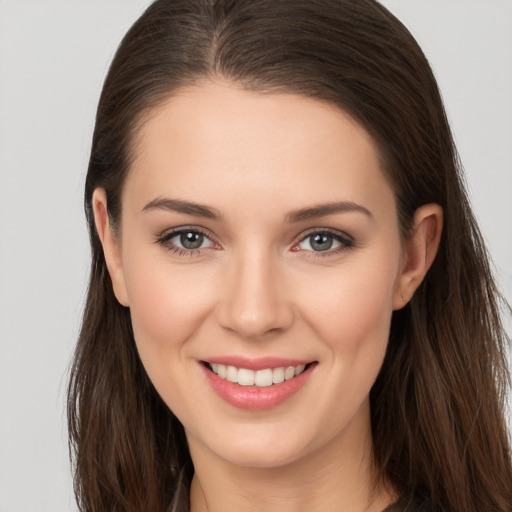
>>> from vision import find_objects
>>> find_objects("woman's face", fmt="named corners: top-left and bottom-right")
top-left (98, 82), bottom-right (410, 469)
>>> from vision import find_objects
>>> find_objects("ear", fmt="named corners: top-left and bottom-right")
top-left (92, 188), bottom-right (130, 307)
top-left (393, 203), bottom-right (443, 310)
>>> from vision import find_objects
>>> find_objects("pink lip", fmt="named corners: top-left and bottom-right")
top-left (203, 355), bottom-right (312, 371)
top-left (201, 361), bottom-right (316, 411)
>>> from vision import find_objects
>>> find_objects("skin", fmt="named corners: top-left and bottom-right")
top-left (93, 81), bottom-right (442, 512)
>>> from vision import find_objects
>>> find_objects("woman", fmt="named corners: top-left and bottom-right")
top-left (67, 1), bottom-right (512, 511)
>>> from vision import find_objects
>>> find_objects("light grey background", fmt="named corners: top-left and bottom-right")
top-left (0, 1), bottom-right (510, 511)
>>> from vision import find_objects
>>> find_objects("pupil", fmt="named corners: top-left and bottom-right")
top-left (181, 232), bottom-right (203, 249)
top-left (311, 233), bottom-right (333, 251)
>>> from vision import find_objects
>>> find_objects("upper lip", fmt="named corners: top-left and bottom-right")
top-left (202, 356), bottom-right (315, 371)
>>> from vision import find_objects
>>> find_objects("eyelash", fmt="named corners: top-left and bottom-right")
top-left (155, 227), bottom-right (355, 258)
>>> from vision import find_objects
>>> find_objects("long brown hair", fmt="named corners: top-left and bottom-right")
top-left (67, 1), bottom-right (512, 510)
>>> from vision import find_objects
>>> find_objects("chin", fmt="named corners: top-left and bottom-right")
top-left (202, 426), bottom-right (317, 470)
top-left (220, 447), bottom-right (304, 469)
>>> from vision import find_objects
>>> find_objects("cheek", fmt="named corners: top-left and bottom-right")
top-left (124, 261), bottom-right (218, 420)
top-left (299, 253), bottom-right (399, 373)
top-left (122, 250), bottom-right (214, 371)
top-left (290, 258), bottom-right (398, 447)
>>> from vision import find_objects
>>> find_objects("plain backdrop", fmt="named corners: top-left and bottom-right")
top-left (0, 1), bottom-right (511, 510)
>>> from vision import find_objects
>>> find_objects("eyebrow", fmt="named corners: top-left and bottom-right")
top-left (142, 197), bottom-right (372, 223)
top-left (284, 201), bottom-right (373, 223)
top-left (142, 197), bottom-right (223, 220)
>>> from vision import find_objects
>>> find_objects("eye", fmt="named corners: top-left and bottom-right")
top-left (157, 228), bottom-right (216, 254)
top-left (174, 231), bottom-right (211, 250)
top-left (295, 230), bottom-right (353, 253)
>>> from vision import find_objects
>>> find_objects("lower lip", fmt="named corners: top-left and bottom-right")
top-left (201, 363), bottom-right (316, 411)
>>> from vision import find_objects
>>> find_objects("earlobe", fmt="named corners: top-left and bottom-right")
top-left (393, 203), bottom-right (443, 310)
top-left (92, 188), bottom-right (130, 307)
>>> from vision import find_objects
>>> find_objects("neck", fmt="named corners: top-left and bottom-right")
top-left (188, 402), bottom-right (394, 512)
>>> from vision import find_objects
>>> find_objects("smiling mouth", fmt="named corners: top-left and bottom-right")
top-left (204, 362), bottom-right (314, 388)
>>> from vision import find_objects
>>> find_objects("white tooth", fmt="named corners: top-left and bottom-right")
top-left (284, 366), bottom-right (295, 380)
top-left (217, 364), bottom-right (227, 378)
top-left (294, 364), bottom-right (306, 376)
top-left (255, 368), bottom-right (273, 387)
top-left (272, 367), bottom-right (285, 384)
top-left (211, 363), bottom-right (219, 374)
top-left (237, 368), bottom-right (255, 386)
top-left (226, 365), bottom-right (238, 383)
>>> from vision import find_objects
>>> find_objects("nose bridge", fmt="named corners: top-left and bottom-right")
top-left (217, 241), bottom-right (293, 339)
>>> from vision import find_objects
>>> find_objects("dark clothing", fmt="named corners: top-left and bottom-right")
top-left (384, 496), bottom-right (436, 512)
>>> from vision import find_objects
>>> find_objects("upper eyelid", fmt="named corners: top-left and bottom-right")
top-left (295, 227), bottom-right (353, 243)
top-left (158, 225), bottom-right (216, 240)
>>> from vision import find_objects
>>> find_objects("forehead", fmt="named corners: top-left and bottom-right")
top-left (124, 81), bottom-right (395, 218)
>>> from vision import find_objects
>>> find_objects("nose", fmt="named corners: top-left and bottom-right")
top-left (215, 248), bottom-right (294, 340)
